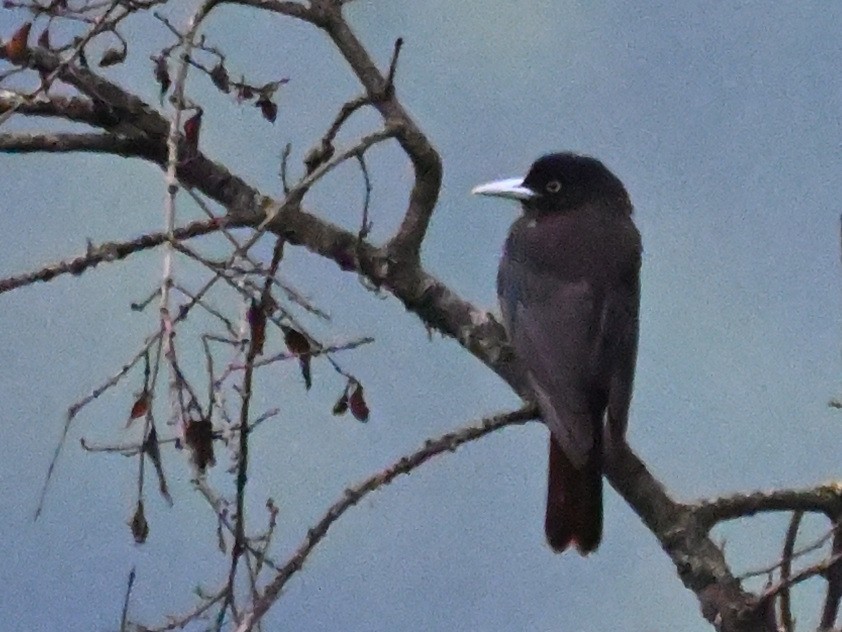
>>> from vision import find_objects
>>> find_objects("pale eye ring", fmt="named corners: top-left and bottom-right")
top-left (545, 180), bottom-right (562, 193)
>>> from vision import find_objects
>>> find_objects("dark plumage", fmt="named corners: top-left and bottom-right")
top-left (473, 153), bottom-right (641, 554)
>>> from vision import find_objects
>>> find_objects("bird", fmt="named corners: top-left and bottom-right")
top-left (472, 152), bottom-right (641, 555)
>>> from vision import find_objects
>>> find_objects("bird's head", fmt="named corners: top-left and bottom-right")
top-left (472, 152), bottom-right (631, 216)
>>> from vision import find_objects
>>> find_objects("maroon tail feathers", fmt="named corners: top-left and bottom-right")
top-left (545, 436), bottom-right (603, 555)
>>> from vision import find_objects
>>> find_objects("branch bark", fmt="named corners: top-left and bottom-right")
top-left (695, 485), bottom-right (842, 529)
top-left (0, 217), bottom-right (244, 295)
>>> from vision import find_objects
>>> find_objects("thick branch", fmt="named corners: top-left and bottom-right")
top-left (232, 0), bottom-right (443, 261)
top-left (2, 45), bottom-right (171, 139)
top-left (317, 10), bottom-right (442, 260)
top-left (606, 442), bottom-right (774, 631)
top-left (694, 484), bottom-right (842, 529)
top-left (0, 131), bottom-right (156, 156)
top-left (226, 0), bottom-right (312, 20)
top-left (0, 93), bottom-right (104, 127)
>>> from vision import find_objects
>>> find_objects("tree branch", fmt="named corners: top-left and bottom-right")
top-left (0, 217), bottom-right (246, 295)
top-left (779, 511), bottom-right (802, 632)
top-left (0, 131), bottom-right (156, 155)
top-left (233, 406), bottom-right (537, 632)
top-left (605, 441), bottom-right (775, 631)
top-left (821, 522), bottom-right (842, 630)
top-left (694, 485), bottom-right (842, 529)
top-left (232, 0), bottom-right (443, 262)
top-left (0, 92), bottom-right (104, 127)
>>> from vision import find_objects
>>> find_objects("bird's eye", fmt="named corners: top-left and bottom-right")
top-left (545, 180), bottom-right (562, 193)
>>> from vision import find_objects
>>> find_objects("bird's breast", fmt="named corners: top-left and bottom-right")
top-left (505, 210), bottom-right (638, 284)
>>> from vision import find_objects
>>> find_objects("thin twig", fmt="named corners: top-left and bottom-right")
top-left (355, 152), bottom-right (372, 240)
top-left (821, 520), bottom-right (842, 629)
top-left (779, 510), bottom-right (802, 632)
top-left (739, 523), bottom-right (837, 580)
top-left (80, 409), bottom-right (279, 454)
top-left (762, 551), bottom-right (842, 603)
top-left (0, 217), bottom-right (239, 296)
top-left (0, 0), bottom-right (125, 128)
top-left (194, 480), bottom-right (281, 572)
top-left (119, 566), bottom-right (136, 632)
top-left (384, 37), bottom-right (403, 96)
top-left (144, 585), bottom-right (228, 632)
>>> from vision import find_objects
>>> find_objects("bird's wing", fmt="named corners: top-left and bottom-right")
top-left (498, 262), bottom-right (607, 469)
top-left (604, 274), bottom-right (640, 437)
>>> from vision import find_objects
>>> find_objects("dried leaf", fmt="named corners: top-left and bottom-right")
top-left (99, 46), bottom-right (126, 67)
top-left (36, 27), bottom-right (50, 49)
top-left (257, 78), bottom-right (288, 99)
top-left (183, 110), bottom-right (203, 156)
top-left (210, 62), bottom-right (229, 93)
top-left (130, 501), bottom-right (149, 544)
top-left (332, 391), bottom-right (349, 416)
top-left (349, 383), bottom-right (369, 422)
top-left (282, 326), bottom-right (310, 356)
top-left (128, 391), bottom-right (149, 423)
top-left (153, 55), bottom-right (170, 103)
top-left (256, 97), bottom-right (277, 123)
top-left (142, 425), bottom-right (172, 505)
top-left (247, 299), bottom-right (266, 355)
top-left (34, 26), bottom-right (52, 89)
top-left (184, 416), bottom-right (215, 472)
top-left (5, 22), bottom-right (31, 64)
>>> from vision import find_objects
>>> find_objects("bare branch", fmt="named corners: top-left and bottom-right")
top-left (119, 566), bottom-right (135, 632)
top-left (763, 551), bottom-right (842, 603)
top-left (0, 131), bottom-right (155, 155)
top-left (233, 406), bottom-right (537, 632)
top-left (0, 216), bottom-right (246, 296)
top-left (234, 0), bottom-right (442, 261)
top-left (603, 440), bottom-right (777, 631)
top-left (694, 485), bottom-right (842, 529)
top-left (740, 523), bottom-right (836, 581)
top-left (780, 511), bottom-right (802, 632)
top-left (144, 585), bottom-right (228, 632)
top-left (184, 188), bottom-right (330, 321)
top-left (0, 92), bottom-right (103, 126)
top-left (821, 522), bottom-right (842, 630)
top-left (226, 0), bottom-right (312, 21)
top-left (0, 0), bottom-right (127, 128)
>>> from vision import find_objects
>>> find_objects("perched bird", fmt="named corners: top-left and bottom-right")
top-left (472, 153), bottom-right (641, 554)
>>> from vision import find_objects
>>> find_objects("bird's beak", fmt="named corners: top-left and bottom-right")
top-left (471, 177), bottom-right (536, 201)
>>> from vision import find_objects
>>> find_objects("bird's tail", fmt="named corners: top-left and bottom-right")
top-left (545, 435), bottom-right (603, 555)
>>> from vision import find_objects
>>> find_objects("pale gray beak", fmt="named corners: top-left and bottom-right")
top-left (471, 177), bottom-right (536, 201)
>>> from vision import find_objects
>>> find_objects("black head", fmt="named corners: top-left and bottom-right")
top-left (472, 152), bottom-right (632, 216)
top-left (522, 153), bottom-right (631, 215)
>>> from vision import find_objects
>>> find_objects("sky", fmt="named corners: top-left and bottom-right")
top-left (1, 1), bottom-right (841, 630)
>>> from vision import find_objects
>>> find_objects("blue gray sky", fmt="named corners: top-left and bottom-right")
top-left (1, 2), bottom-right (841, 630)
